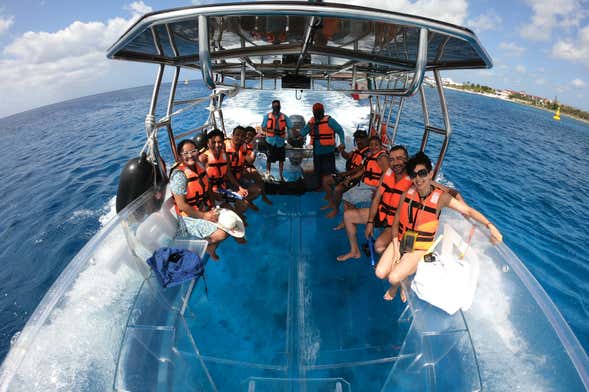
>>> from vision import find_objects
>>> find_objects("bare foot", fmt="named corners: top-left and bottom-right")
top-left (262, 195), bottom-right (273, 205)
top-left (383, 286), bottom-right (398, 301)
top-left (235, 237), bottom-right (247, 244)
top-left (332, 221), bottom-right (344, 231)
top-left (207, 249), bottom-right (220, 261)
top-left (320, 203), bottom-right (334, 210)
top-left (326, 209), bottom-right (338, 218)
top-left (400, 287), bottom-right (407, 303)
top-left (248, 201), bottom-right (259, 212)
top-left (336, 251), bottom-right (361, 262)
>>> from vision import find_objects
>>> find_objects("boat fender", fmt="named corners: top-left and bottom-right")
top-left (193, 131), bottom-right (208, 152)
top-left (116, 153), bottom-right (164, 213)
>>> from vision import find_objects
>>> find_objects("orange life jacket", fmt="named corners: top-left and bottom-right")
top-left (377, 172), bottom-right (412, 226)
top-left (398, 187), bottom-right (444, 251)
top-left (244, 142), bottom-right (255, 167)
top-left (224, 139), bottom-right (247, 179)
top-left (266, 112), bottom-right (287, 138)
top-left (172, 163), bottom-right (212, 216)
top-left (204, 150), bottom-right (228, 191)
top-left (309, 115), bottom-right (336, 147)
top-left (363, 149), bottom-right (386, 187)
top-left (346, 145), bottom-right (369, 171)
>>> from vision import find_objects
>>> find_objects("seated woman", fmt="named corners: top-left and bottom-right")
top-left (170, 139), bottom-right (229, 260)
top-left (243, 126), bottom-right (272, 204)
top-left (376, 152), bottom-right (503, 301)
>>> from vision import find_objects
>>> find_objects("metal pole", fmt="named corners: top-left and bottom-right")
top-left (402, 27), bottom-right (428, 96)
top-left (433, 69), bottom-right (452, 176)
top-left (198, 15), bottom-right (216, 90)
top-left (419, 84), bottom-right (430, 152)
top-left (167, 67), bottom-right (180, 161)
top-left (146, 64), bottom-right (165, 137)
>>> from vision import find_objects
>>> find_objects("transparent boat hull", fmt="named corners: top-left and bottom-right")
top-left (1, 188), bottom-right (587, 391)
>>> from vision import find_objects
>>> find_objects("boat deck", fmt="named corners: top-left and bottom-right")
top-left (182, 193), bottom-right (407, 390)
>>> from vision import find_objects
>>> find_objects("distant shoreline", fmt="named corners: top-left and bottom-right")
top-left (443, 86), bottom-right (589, 125)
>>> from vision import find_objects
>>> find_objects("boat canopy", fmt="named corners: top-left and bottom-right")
top-left (107, 1), bottom-right (491, 95)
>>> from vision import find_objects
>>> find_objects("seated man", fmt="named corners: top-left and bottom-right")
top-left (200, 129), bottom-right (250, 213)
top-left (242, 126), bottom-right (272, 204)
top-left (377, 152), bottom-right (503, 301)
top-left (330, 136), bottom-right (388, 216)
top-left (170, 139), bottom-right (228, 260)
top-left (337, 145), bottom-right (412, 261)
top-left (224, 126), bottom-right (262, 210)
top-left (323, 130), bottom-right (370, 215)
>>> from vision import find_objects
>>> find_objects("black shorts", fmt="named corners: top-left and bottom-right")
top-left (267, 144), bottom-right (285, 163)
top-left (313, 152), bottom-right (336, 176)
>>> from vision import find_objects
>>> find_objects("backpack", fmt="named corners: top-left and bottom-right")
top-left (147, 247), bottom-right (206, 290)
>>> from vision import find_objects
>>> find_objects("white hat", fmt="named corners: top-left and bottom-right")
top-left (215, 208), bottom-right (245, 238)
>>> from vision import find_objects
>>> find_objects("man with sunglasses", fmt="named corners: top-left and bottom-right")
top-left (377, 152), bottom-right (503, 301)
top-left (336, 145), bottom-right (411, 261)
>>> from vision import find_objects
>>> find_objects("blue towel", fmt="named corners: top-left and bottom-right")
top-left (147, 247), bottom-right (204, 288)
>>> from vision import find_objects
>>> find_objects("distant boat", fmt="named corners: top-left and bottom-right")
top-left (553, 106), bottom-right (561, 121)
top-left (184, 79), bottom-right (189, 85)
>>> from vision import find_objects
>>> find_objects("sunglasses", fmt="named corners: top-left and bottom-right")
top-left (181, 149), bottom-right (198, 157)
top-left (409, 168), bottom-right (429, 179)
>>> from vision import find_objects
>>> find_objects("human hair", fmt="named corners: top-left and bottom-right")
top-left (390, 145), bottom-right (408, 159)
top-left (353, 130), bottom-right (368, 139)
top-left (368, 135), bottom-right (382, 145)
top-left (177, 139), bottom-right (197, 153)
top-left (272, 100), bottom-right (280, 105)
top-left (244, 126), bottom-right (256, 134)
top-left (233, 125), bottom-right (245, 135)
top-left (406, 151), bottom-right (433, 175)
top-left (207, 128), bottom-right (224, 141)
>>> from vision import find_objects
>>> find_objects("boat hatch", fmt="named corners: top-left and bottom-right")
top-left (107, 1), bottom-right (491, 95)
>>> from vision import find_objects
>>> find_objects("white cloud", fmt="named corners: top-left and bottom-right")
top-left (520, 0), bottom-right (586, 41)
top-left (344, 0), bottom-right (468, 25)
top-left (572, 78), bottom-right (586, 87)
top-left (552, 25), bottom-right (589, 67)
top-left (515, 64), bottom-right (526, 74)
top-left (125, 1), bottom-right (153, 17)
top-left (499, 42), bottom-right (525, 56)
top-left (467, 10), bottom-right (502, 32)
top-left (0, 3), bottom-right (153, 117)
top-left (0, 15), bottom-right (14, 35)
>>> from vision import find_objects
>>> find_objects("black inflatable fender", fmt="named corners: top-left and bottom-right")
top-left (116, 153), bottom-right (165, 213)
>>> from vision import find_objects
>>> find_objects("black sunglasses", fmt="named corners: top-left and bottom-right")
top-left (409, 168), bottom-right (429, 179)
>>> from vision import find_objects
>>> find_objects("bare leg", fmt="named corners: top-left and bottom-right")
top-left (206, 229), bottom-right (229, 260)
top-left (336, 208), bottom-right (369, 261)
top-left (247, 169), bottom-right (272, 204)
top-left (321, 175), bottom-right (333, 205)
top-left (383, 250), bottom-right (425, 300)
top-left (375, 240), bottom-right (397, 280)
top-left (326, 183), bottom-right (346, 218)
top-left (279, 160), bottom-right (285, 181)
top-left (374, 227), bottom-right (393, 254)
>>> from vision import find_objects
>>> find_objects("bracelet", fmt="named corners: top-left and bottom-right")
top-left (367, 220), bottom-right (374, 224)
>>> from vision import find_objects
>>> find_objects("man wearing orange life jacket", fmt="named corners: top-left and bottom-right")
top-left (200, 129), bottom-right (250, 214)
top-left (299, 102), bottom-right (346, 204)
top-left (261, 100), bottom-right (293, 181)
top-left (322, 130), bottom-right (369, 218)
top-left (224, 126), bottom-right (262, 210)
top-left (242, 126), bottom-right (273, 205)
top-left (336, 146), bottom-right (412, 261)
top-left (377, 152), bottom-right (503, 302)
top-left (332, 136), bottom-right (389, 218)
top-left (170, 139), bottom-right (229, 260)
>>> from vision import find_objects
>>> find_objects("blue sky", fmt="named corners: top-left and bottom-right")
top-left (0, 0), bottom-right (588, 117)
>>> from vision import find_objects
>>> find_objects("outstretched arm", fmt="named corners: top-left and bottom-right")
top-left (442, 193), bottom-right (503, 244)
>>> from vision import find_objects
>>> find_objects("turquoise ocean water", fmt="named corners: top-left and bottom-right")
top-left (0, 82), bottom-right (587, 364)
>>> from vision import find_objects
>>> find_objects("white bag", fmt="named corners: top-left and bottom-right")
top-left (411, 224), bottom-right (480, 315)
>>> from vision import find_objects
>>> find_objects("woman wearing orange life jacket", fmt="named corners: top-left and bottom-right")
top-left (377, 152), bottom-right (503, 301)
top-left (200, 129), bottom-right (249, 212)
top-left (224, 126), bottom-right (262, 209)
top-left (170, 139), bottom-right (229, 260)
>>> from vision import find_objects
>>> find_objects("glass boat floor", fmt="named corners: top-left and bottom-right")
top-left (121, 193), bottom-right (414, 391)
